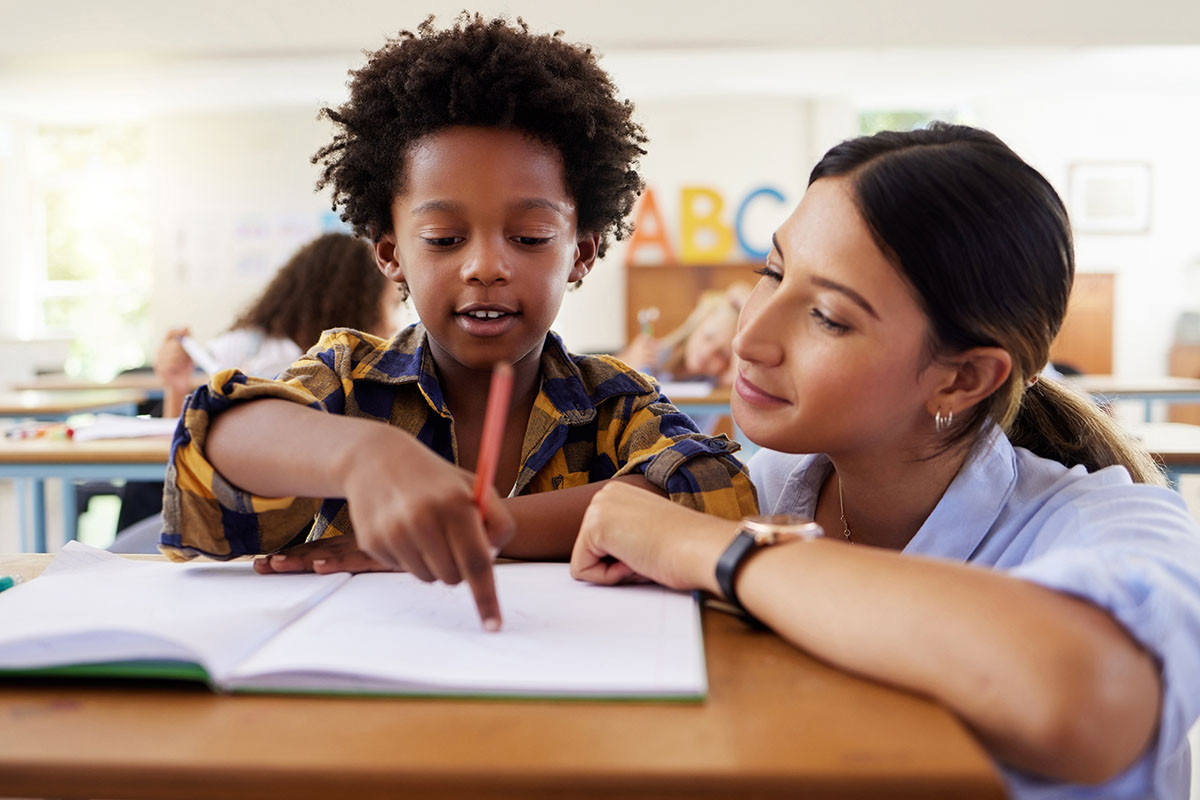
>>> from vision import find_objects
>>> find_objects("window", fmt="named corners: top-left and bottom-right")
top-left (858, 109), bottom-right (968, 136)
top-left (32, 125), bottom-right (151, 379)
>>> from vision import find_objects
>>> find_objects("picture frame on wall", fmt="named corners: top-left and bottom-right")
top-left (1067, 161), bottom-right (1152, 234)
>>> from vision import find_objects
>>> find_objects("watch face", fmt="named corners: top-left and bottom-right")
top-left (741, 514), bottom-right (823, 543)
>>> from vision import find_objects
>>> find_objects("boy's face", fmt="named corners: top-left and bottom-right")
top-left (375, 126), bottom-right (597, 373)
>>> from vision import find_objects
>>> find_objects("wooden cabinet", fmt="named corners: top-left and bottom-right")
top-left (627, 266), bottom-right (1116, 377)
top-left (625, 263), bottom-right (757, 343)
top-left (1048, 273), bottom-right (1113, 375)
top-left (1169, 343), bottom-right (1200, 423)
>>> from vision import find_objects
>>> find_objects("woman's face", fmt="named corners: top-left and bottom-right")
top-left (731, 177), bottom-right (948, 457)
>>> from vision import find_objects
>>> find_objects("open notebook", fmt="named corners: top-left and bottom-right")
top-left (0, 542), bottom-right (706, 700)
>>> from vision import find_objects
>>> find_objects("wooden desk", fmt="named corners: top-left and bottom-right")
top-left (0, 436), bottom-right (171, 552)
top-left (0, 389), bottom-right (147, 419)
top-left (0, 554), bottom-right (1004, 800)
top-left (1064, 375), bottom-right (1200, 422)
top-left (1126, 421), bottom-right (1200, 486)
top-left (9, 372), bottom-right (166, 393)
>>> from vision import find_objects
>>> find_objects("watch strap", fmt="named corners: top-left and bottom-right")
top-left (715, 531), bottom-right (761, 623)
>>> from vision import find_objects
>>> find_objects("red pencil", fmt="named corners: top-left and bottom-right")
top-left (472, 362), bottom-right (514, 517)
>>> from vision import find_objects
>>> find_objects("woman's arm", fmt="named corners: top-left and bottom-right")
top-left (570, 482), bottom-right (1162, 784)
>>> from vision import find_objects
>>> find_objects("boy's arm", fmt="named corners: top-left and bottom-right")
top-left (503, 384), bottom-right (758, 559)
top-left (607, 386), bottom-right (759, 519)
top-left (499, 475), bottom-right (661, 559)
top-left (260, 475), bottom-right (661, 570)
top-left (189, 395), bottom-right (513, 626)
top-left (255, 371), bottom-right (758, 571)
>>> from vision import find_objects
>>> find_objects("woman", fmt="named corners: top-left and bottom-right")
top-left (570, 124), bottom-right (1200, 798)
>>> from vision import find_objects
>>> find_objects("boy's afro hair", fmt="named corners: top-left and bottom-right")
top-left (313, 14), bottom-right (647, 259)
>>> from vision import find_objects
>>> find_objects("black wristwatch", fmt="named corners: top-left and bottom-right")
top-left (715, 514), bottom-right (823, 624)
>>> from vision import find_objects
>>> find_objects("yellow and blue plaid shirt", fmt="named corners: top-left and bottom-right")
top-left (162, 324), bottom-right (757, 560)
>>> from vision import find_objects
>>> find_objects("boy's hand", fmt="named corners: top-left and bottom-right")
top-left (339, 430), bottom-right (516, 630)
top-left (253, 535), bottom-right (393, 575)
top-left (569, 482), bottom-right (731, 594)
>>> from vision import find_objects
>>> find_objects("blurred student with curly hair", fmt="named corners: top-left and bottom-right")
top-left (155, 232), bottom-right (398, 417)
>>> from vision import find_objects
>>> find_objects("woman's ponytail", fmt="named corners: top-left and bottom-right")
top-left (1007, 378), bottom-right (1166, 486)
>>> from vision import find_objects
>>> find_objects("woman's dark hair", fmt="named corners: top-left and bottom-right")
top-left (313, 14), bottom-right (646, 262)
top-left (810, 123), bottom-right (1163, 484)
top-left (231, 232), bottom-right (392, 352)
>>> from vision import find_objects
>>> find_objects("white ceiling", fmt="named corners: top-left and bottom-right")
top-left (2, 1), bottom-right (1199, 122)
top-left (3, 0), bottom-right (1200, 64)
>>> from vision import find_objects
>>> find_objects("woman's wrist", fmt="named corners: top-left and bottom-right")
top-left (681, 515), bottom-right (740, 595)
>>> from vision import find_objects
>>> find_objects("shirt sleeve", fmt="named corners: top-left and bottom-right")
top-left (160, 331), bottom-right (362, 561)
top-left (1005, 478), bottom-right (1200, 798)
top-left (609, 389), bottom-right (759, 521)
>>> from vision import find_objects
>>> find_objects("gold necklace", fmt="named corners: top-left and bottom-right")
top-left (837, 476), bottom-right (853, 544)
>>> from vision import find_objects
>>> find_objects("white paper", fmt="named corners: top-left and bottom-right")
top-left (0, 545), bottom-right (706, 699)
top-left (0, 543), bottom-right (351, 681)
top-left (179, 335), bottom-right (223, 375)
top-left (656, 380), bottom-right (716, 399)
top-left (231, 563), bottom-right (706, 698)
top-left (71, 413), bottom-right (181, 441)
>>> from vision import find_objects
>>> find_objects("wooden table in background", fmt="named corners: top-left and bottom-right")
top-left (0, 554), bottom-right (1004, 800)
top-left (0, 389), bottom-right (147, 419)
top-left (9, 372), bottom-right (166, 393)
top-left (1065, 375), bottom-right (1200, 422)
top-left (1126, 421), bottom-right (1200, 486)
top-left (0, 436), bottom-right (171, 552)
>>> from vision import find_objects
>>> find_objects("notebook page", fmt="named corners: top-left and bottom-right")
top-left (0, 542), bottom-right (352, 682)
top-left (230, 562), bottom-right (706, 698)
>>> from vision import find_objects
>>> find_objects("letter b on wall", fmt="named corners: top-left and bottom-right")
top-left (679, 186), bottom-right (734, 265)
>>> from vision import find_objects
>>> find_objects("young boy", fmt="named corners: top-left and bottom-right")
top-left (161, 15), bottom-right (758, 629)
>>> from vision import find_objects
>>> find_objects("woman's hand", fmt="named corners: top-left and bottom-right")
top-left (336, 428), bottom-right (516, 628)
top-left (569, 482), bottom-right (734, 593)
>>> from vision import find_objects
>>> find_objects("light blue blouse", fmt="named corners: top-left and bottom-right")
top-left (749, 426), bottom-right (1200, 800)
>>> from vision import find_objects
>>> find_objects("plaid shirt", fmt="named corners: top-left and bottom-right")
top-left (162, 324), bottom-right (757, 560)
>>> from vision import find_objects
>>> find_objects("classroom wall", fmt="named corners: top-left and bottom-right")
top-left (137, 88), bottom-right (1199, 371)
top-left (974, 91), bottom-right (1200, 377)
top-left (139, 98), bottom-right (844, 355)
top-left (147, 109), bottom-right (345, 342)
top-left (0, 119), bottom-right (37, 340)
top-left (548, 97), bottom-right (856, 353)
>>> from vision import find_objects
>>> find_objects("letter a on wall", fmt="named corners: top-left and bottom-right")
top-left (625, 187), bottom-right (676, 266)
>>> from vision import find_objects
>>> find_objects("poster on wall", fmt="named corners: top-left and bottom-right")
top-left (172, 210), bottom-right (338, 286)
top-left (1067, 162), bottom-right (1152, 235)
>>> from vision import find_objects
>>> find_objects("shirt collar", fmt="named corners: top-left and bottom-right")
top-left (773, 425), bottom-right (1018, 563)
top-left (902, 424), bottom-right (1018, 562)
top-left (357, 323), bottom-right (651, 426)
